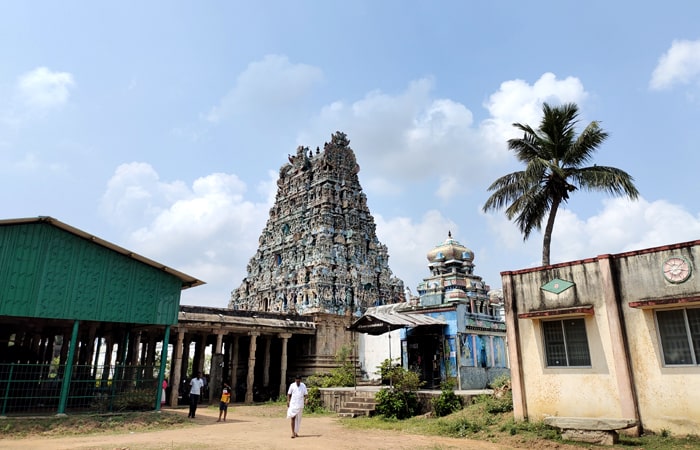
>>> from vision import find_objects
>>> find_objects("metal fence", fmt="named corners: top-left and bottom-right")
top-left (0, 362), bottom-right (162, 416)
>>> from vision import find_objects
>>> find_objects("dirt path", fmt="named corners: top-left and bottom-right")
top-left (0, 405), bottom-right (525, 450)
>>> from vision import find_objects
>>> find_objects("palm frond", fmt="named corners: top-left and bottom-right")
top-left (571, 166), bottom-right (640, 198)
top-left (564, 121), bottom-right (609, 167)
top-left (507, 187), bottom-right (551, 239)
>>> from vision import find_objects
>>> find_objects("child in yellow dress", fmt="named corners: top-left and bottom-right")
top-left (217, 383), bottom-right (231, 422)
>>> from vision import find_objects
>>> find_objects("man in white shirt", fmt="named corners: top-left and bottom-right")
top-left (188, 371), bottom-right (204, 418)
top-left (286, 375), bottom-right (308, 438)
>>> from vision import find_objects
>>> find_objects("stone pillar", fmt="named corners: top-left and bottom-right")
top-left (37, 336), bottom-right (47, 364)
top-left (31, 333), bottom-right (42, 360)
top-left (170, 330), bottom-right (185, 406)
top-left (231, 336), bottom-right (239, 400)
top-left (131, 331), bottom-right (141, 365)
top-left (211, 331), bottom-right (225, 403)
top-left (278, 333), bottom-right (292, 399)
top-left (215, 331), bottom-right (224, 354)
top-left (59, 329), bottom-right (70, 364)
top-left (147, 334), bottom-right (157, 366)
top-left (197, 334), bottom-right (207, 375)
top-left (139, 335), bottom-right (148, 365)
top-left (262, 336), bottom-right (271, 388)
top-left (44, 335), bottom-right (55, 365)
top-left (181, 335), bottom-right (191, 382)
top-left (92, 336), bottom-right (102, 378)
top-left (245, 332), bottom-right (259, 403)
top-left (101, 337), bottom-right (113, 383)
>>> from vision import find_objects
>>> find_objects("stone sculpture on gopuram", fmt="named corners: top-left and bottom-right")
top-left (229, 131), bottom-right (405, 316)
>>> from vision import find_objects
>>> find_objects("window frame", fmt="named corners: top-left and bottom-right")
top-left (654, 306), bottom-right (700, 366)
top-left (540, 317), bottom-right (592, 368)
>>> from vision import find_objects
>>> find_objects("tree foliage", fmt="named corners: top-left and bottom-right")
top-left (483, 102), bottom-right (639, 265)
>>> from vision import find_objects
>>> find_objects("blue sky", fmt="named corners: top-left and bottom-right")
top-left (2, 1), bottom-right (700, 307)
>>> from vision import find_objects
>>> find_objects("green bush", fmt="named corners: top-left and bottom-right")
top-left (432, 382), bottom-right (463, 417)
top-left (375, 387), bottom-right (419, 419)
top-left (304, 385), bottom-right (325, 413)
top-left (374, 361), bottom-right (423, 419)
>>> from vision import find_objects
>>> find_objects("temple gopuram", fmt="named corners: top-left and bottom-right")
top-left (230, 131), bottom-right (405, 316)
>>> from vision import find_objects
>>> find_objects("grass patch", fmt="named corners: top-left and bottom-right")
top-left (617, 432), bottom-right (700, 450)
top-left (0, 411), bottom-right (190, 439)
top-left (339, 398), bottom-right (700, 449)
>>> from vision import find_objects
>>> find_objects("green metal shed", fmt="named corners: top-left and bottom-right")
top-left (0, 216), bottom-right (204, 416)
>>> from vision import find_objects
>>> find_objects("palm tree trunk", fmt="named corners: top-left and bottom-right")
top-left (541, 198), bottom-right (561, 266)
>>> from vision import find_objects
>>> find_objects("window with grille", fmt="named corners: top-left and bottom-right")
top-left (656, 307), bottom-right (700, 365)
top-left (542, 318), bottom-right (591, 367)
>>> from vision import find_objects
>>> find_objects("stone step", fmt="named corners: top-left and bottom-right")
top-left (344, 401), bottom-right (376, 409)
top-left (346, 394), bottom-right (377, 402)
top-left (337, 407), bottom-right (375, 417)
top-left (337, 394), bottom-right (377, 418)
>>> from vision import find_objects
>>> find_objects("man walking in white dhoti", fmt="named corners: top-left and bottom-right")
top-left (286, 374), bottom-right (308, 438)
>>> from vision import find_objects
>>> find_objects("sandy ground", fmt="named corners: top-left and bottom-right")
top-left (0, 404), bottom-right (529, 450)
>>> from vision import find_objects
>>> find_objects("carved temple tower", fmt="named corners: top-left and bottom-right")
top-left (229, 132), bottom-right (405, 374)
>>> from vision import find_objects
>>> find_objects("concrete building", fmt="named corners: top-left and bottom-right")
top-left (502, 239), bottom-right (700, 435)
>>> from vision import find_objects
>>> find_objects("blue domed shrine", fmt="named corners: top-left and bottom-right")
top-left (351, 232), bottom-right (508, 389)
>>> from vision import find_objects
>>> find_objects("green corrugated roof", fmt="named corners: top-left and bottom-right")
top-left (0, 217), bottom-right (205, 325)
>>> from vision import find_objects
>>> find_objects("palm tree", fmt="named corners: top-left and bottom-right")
top-left (482, 102), bottom-right (639, 266)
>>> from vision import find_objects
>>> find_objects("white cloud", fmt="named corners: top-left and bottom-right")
top-left (481, 72), bottom-right (589, 143)
top-left (375, 210), bottom-right (460, 291)
top-left (206, 54), bottom-right (324, 123)
top-left (0, 67), bottom-right (75, 128)
top-left (650, 39), bottom-right (700, 90)
top-left (482, 197), bottom-right (700, 279)
top-left (436, 175), bottom-right (459, 201)
top-left (552, 197), bottom-right (700, 263)
top-left (100, 162), bottom-right (190, 227)
top-left (17, 67), bottom-right (75, 112)
top-left (362, 177), bottom-right (402, 196)
top-left (300, 72), bottom-right (590, 202)
top-left (301, 78), bottom-right (478, 185)
top-left (100, 163), bottom-right (276, 306)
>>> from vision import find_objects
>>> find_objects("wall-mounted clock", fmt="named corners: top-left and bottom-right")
top-left (662, 256), bottom-right (692, 283)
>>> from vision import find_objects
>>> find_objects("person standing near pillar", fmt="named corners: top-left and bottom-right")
top-left (286, 375), bottom-right (308, 438)
top-left (188, 371), bottom-right (204, 419)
